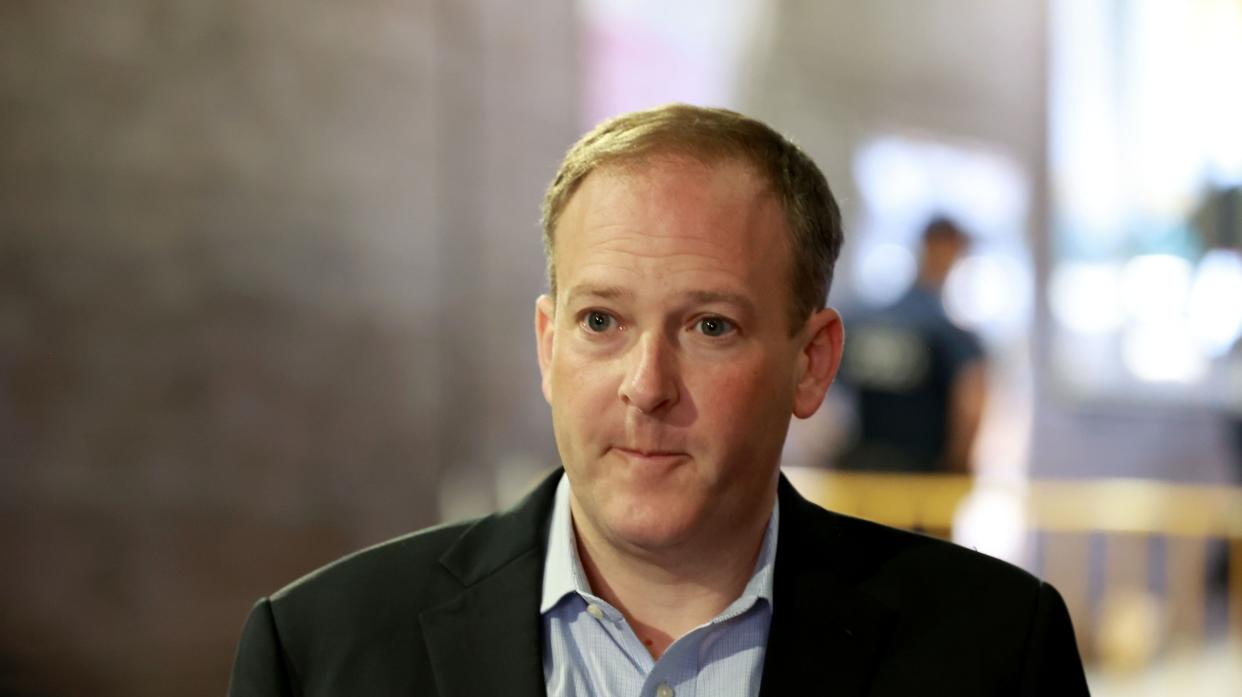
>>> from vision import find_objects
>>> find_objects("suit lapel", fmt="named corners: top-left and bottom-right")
top-left (419, 550), bottom-right (546, 697)
top-left (418, 470), bottom-right (561, 697)
top-left (759, 476), bottom-right (896, 697)
top-left (415, 470), bottom-right (896, 697)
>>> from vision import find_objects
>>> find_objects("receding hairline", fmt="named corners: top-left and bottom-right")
top-left (549, 152), bottom-right (791, 283)
top-left (546, 147), bottom-right (779, 247)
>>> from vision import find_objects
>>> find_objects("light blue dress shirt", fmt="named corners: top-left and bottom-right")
top-left (540, 474), bottom-right (777, 697)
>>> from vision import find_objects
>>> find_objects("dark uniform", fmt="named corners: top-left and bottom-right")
top-left (837, 286), bottom-right (984, 473)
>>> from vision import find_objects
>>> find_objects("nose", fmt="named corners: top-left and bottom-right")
top-left (618, 332), bottom-right (679, 414)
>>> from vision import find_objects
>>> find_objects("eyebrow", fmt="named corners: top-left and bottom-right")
top-left (685, 290), bottom-right (755, 314)
top-left (564, 284), bottom-right (632, 305)
top-left (564, 285), bottom-right (755, 315)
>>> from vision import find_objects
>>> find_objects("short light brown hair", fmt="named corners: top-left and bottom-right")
top-left (540, 103), bottom-right (843, 331)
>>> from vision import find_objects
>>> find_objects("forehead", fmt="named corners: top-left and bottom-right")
top-left (552, 155), bottom-right (792, 312)
top-left (557, 155), bottom-right (785, 255)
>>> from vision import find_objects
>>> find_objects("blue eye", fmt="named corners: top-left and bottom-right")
top-left (697, 316), bottom-right (734, 337)
top-left (583, 311), bottom-right (615, 332)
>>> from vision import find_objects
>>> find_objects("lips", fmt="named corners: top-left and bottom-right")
top-left (619, 447), bottom-right (681, 456)
top-left (612, 446), bottom-right (688, 463)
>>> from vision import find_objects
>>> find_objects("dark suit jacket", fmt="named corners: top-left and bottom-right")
top-left (228, 470), bottom-right (1089, 696)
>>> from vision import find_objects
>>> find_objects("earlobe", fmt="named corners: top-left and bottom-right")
top-left (792, 307), bottom-right (844, 419)
top-left (535, 294), bottom-right (556, 404)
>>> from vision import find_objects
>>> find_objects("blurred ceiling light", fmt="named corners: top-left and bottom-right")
top-left (1127, 0), bottom-right (1205, 218)
top-left (935, 152), bottom-right (1027, 235)
top-left (1049, 262), bottom-right (1124, 334)
top-left (944, 254), bottom-right (1030, 338)
top-left (1121, 321), bottom-right (1207, 384)
top-left (853, 242), bottom-right (916, 307)
top-left (1119, 253), bottom-right (1193, 323)
top-left (1050, 0), bottom-right (1125, 235)
top-left (854, 137), bottom-right (1026, 236)
top-left (1204, 0), bottom-right (1242, 180)
top-left (1186, 249), bottom-right (1242, 356)
top-left (853, 139), bottom-right (931, 222)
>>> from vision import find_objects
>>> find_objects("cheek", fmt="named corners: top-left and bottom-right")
top-left (549, 346), bottom-right (618, 426)
top-left (695, 360), bottom-right (793, 430)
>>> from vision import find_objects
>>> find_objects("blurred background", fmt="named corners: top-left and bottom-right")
top-left (1, 0), bottom-right (1239, 694)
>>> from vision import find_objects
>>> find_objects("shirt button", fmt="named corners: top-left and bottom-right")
top-left (586, 604), bottom-right (605, 620)
top-left (656, 683), bottom-right (674, 697)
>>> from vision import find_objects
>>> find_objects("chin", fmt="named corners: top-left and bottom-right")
top-left (596, 495), bottom-right (704, 551)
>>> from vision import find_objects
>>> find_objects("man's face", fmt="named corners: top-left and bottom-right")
top-left (535, 155), bottom-right (842, 555)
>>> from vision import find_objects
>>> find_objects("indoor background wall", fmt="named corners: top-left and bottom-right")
top-left (3, 1), bottom-right (1238, 695)
top-left (0, 2), bottom-right (574, 695)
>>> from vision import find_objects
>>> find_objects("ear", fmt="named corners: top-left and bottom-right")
top-left (792, 307), bottom-right (844, 419)
top-left (535, 294), bottom-right (557, 404)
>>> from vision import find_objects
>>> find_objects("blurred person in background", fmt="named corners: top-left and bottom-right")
top-left (835, 216), bottom-right (988, 474)
top-left (227, 105), bottom-right (1085, 696)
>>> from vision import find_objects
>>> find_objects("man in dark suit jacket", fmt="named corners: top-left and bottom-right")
top-left (229, 104), bottom-right (1089, 696)
top-left (229, 468), bottom-right (1086, 696)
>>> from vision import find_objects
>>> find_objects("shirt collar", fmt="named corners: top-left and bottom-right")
top-left (539, 472), bottom-right (779, 615)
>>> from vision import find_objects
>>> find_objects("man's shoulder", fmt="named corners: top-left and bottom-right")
top-left (776, 486), bottom-right (1088, 694)
top-left (831, 506), bottom-right (1034, 582)
top-left (263, 518), bottom-right (481, 634)
top-left (261, 469), bottom-right (562, 635)
top-left (273, 518), bottom-right (475, 602)
top-left (789, 490), bottom-right (1043, 609)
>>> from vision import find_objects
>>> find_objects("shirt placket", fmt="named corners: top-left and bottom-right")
top-left (639, 624), bottom-right (702, 697)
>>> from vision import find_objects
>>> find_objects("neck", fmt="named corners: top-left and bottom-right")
top-left (569, 492), bottom-right (774, 659)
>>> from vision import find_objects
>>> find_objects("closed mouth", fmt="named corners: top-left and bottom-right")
top-left (614, 447), bottom-right (686, 458)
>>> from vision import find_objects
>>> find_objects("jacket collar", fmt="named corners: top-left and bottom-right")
top-left (417, 469), bottom-right (896, 697)
top-left (418, 468), bottom-right (561, 697)
top-left (539, 472), bottom-right (780, 616)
